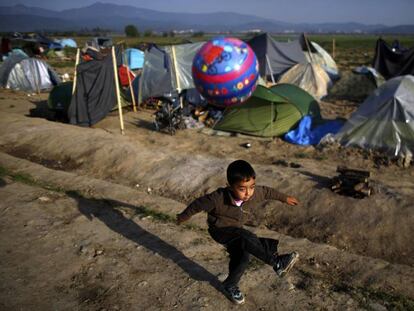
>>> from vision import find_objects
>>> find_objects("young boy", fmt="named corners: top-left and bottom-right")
top-left (176, 160), bottom-right (299, 304)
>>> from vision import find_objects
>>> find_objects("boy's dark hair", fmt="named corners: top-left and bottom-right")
top-left (227, 160), bottom-right (256, 185)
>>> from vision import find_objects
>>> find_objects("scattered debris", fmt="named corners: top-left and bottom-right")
top-left (38, 196), bottom-right (51, 203)
top-left (272, 159), bottom-right (302, 168)
top-left (331, 166), bottom-right (372, 198)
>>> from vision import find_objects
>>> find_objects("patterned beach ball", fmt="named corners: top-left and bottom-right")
top-left (192, 37), bottom-right (259, 106)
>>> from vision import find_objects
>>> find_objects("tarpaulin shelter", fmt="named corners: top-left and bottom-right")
top-left (214, 84), bottom-right (321, 137)
top-left (124, 48), bottom-right (144, 70)
top-left (138, 42), bottom-right (205, 104)
top-left (278, 62), bottom-right (331, 99)
top-left (68, 46), bottom-right (124, 128)
top-left (247, 33), bottom-right (339, 82)
top-left (335, 75), bottom-right (414, 158)
top-left (247, 33), bottom-right (306, 81)
top-left (373, 39), bottom-right (414, 80)
top-left (304, 41), bottom-right (339, 80)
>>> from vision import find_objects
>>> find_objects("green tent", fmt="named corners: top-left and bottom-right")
top-left (214, 84), bottom-right (321, 137)
top-left (48, 81), bottom-right (73, 112)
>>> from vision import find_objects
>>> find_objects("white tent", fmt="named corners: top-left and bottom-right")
top-left (278, 63), bottom-right (331, 99)
top-left (306, 41), bottom-right (339, 80)
top-left (0, 56), bottom-right (60, 92)
top-left (335, 75), bottom-right (414, 158)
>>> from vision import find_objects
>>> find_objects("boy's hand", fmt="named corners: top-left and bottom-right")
top-left (176, 213), bottom-right (190, 225)
top-left (286, 196), bottom-right (299, 206)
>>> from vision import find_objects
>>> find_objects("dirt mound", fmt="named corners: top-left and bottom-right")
top-left (1, 154), bottom-right (414, 310)
top-left (0, 111), bottom-right (413, 268)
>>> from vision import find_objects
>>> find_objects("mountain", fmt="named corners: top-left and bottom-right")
top-left (0, 2), bottom-right (412, 34)
top-left (0, 15), bottom-right (76, 32)
top-left (373, 25), bottom-right (414, 34)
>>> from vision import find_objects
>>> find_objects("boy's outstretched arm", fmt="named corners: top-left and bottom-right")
top-left (176, 193), bottom-right (215, 225)
top-left (286, 196), bottom-right (299, 205)
top-left (260, 185), bottom-right (299, 205)
top-left (176, 213), bottom-right (191, 225)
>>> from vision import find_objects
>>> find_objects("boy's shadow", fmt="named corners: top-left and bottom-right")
top-left (66, 191), bottom-right (224, 294)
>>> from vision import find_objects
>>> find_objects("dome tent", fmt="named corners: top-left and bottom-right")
top-left (59, 38), bottom-right (77, 48)
top-left (335, 75), bottom-right (414, 158)
top-left (0, 56), bottom-right (60, 92)
top-left (214, 84), bottom-right (321, 137)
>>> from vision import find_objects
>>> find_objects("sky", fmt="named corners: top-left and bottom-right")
top-left (1, 0), bottom-right (413, 26)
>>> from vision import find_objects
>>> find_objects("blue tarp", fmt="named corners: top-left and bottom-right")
top-left (124, 48), bottom-right (144, 70)
top-left (285, 115), bottom-right (343, 145)
top-left (49, 42), bottom-right (63, 50)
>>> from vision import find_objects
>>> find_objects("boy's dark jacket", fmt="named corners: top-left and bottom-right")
top-left (178, 186), bottom-right (288, 228)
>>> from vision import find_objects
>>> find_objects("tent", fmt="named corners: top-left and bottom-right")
top-left (304, 41), bottom-right (339, 80)
top-left (138, 42), bottom-right (205, 104)
top-left (48, 81), bottom-right (73, 115)
top-left (126, 75), bottom-right (140, 103)
top-left (335, 75), bottom-right (414, 158)
top-left (278, 62), bottom-right (331, 99)
top-left (247, 33), bottom-right (306, 81)
top-left (373, 39), bottom-right (414, 80)
top-left (124, 48), bottom-right (144, 70)
top-left (68, 47), bottom-right (122, 127)
top-left (214, 84), bottom-right (321, 137)
top-left (0, 55), bottom-right (60, 92)
top-left (326, 69), bottom-right (384, 102)
top-left (85, 37), bottom-right (113, 50)
top-left (59, 38), bottom-right (77, 48)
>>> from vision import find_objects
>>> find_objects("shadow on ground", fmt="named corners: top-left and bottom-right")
top-left (66, 191), bottom-right (224, 295)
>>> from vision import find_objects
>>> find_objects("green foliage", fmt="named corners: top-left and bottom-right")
top-left (143, 29), bottom-right (153, 37)
top-left (192, 31), bottom-right (205, 37)
top-left (124, 24), bottom-right (140, 37)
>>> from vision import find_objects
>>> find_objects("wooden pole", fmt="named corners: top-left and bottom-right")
top-left (72, 48), bottom-right (80, 95)
top-left (171, 45), bottom-right (183, 108)
top-left (332, 38), bottom-right (336, 60)
top-left (111, 46), bottom-right (125, 135)
top-left (124, 48), bottom-right (137, 112)
top-left (265, 55), bottom-right (275, 84)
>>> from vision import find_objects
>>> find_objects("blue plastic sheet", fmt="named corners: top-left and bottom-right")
top-left (284, 115), bottom-right (343, 145)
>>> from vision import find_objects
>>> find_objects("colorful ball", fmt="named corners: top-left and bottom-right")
top-left (192, 37), bottom-right (259, 106)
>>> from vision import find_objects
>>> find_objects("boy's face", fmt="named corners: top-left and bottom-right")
top-left (229, 178), bottom-right (256, 202)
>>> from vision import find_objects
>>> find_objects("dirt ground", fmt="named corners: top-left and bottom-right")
top-left (0, 79), bottom-right (414, 310)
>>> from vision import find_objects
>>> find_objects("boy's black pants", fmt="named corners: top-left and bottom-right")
top-left (208, 226), bottom-right (279, 287)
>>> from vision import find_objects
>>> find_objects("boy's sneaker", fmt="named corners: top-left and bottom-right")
top-left (223, 285), bottom-right (245, 305)
top-left (274, 251), bottom-right (299, 277)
